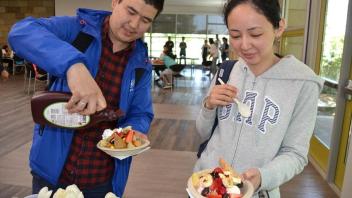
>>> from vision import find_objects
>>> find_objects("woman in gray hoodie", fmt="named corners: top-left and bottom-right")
top-left (194, 0), bottom-right (324, 197)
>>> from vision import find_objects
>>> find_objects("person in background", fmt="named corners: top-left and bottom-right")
top-left (8, 0), bottom-right (164, 197)
top-left (0, 57), bottom-right (9, 80)
top-left (159, 45), bottom-right (179, 88)
top-left (194, 0), bottom-right (324, 197)
top-left (2, 44), bottom-right (13, 58)
top-left (153, 42), bottom-right (174, 86)
top-left (214, 34), bottom-right (221, 48)
top-left (201, 39), bottom-right (210, 65)
top-left (220, 37), bottom-right (229, 62)
top-left (1, 67), bottom-right (9, 80)
top-left (209, 38), bottom-right (219, 76)
top-left (165, 35), bottom-right (174, 53)
top-left (179, 36), bottom-right (187, 64)
top-left (1, 44), bottom-right (14, 73)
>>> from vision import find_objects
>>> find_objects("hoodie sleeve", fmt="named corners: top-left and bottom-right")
top-left (196, 77), bottom-right (218, 141)
top-left (259, 80), bottom-right (322, 191)
top-left (8, 16), bottom-right (87, 78)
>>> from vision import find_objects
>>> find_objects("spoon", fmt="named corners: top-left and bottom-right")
top-left (218, 78), bottom-right (251, 118)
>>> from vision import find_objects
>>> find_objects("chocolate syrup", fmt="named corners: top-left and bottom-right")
top-left (31, 91), bottom-right (124, 129)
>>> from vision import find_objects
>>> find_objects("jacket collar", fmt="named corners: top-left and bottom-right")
top-left (76, 8), bottom-right (111, 39)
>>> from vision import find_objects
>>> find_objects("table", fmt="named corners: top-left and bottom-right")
top-left (176, 57), bottom-right (198, 77)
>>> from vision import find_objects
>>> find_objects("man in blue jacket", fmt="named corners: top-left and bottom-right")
top-left (8, 0), bottom-right (164, 197)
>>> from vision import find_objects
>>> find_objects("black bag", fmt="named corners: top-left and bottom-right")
top-left (196, 60), bottom-right (238, 158)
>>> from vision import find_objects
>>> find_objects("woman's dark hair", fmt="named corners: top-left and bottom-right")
top-left (209, 38), bottom-right (214, 44)
top-left (223, 0), bottom-right (281, 29)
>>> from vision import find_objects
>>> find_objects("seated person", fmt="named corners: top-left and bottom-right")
top-left (0, 58), bottom-right (9, 80)
top-left (159, 46), bottom-right (184, 89)
top-left (1, 44), bottom-right (14, 73)
top-left (153, 45), bottom-right (175, 79)
top-left (160, 55), bottom-right (175, 88)
top-left (2, 44), bottom-right (13, 58)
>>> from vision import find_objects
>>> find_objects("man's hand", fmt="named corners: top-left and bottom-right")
top-left (204, 84), bottom-right (237, 110)
top-left (241, 168), bottom-right (261, 191)
top-left (66, 63), bottom-right (106, 115)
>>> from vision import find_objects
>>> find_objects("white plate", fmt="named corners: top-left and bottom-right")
top-left (97, 133), bottom-right (150, 159)
top-left (187, 169), bottom-right (254, 198)
top-left (24, 195), bottom-right (37, 198)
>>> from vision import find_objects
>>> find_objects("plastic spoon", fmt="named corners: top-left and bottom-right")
top-left (218, 78), bottom-right (251, 117)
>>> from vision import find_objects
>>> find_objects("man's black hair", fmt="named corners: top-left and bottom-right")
top-left (118, 0), bottom-right (164, 18)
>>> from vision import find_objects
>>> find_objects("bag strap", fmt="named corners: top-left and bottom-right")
top-left (196, 60), bottom-right (237, 158)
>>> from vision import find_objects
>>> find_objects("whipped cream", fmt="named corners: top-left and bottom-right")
top-left (102, 129), bottom-right (114, 140)
top-left (102, 128), bottom-right (124, 140)
top-left (226, 185), bottom-right (241, 194)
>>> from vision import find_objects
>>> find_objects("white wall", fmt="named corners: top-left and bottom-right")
top-left (55, 0), bottom-right (111, 16)
top-left (55, 0), bottom-right (223, 16)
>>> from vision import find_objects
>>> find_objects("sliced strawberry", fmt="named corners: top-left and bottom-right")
top-left (116, 132), bottom-right (124, 138)
top-left (213, 167), bottom-right (224, 174)
top-left (207, 191), bottom-right (222, 198)
top-left (210, 178), bottom-right (223, 191)
top-left (125, 130), bottom-right (134, 143)
top-left (229, 193), bottom-right (242, 198)
top-left (216, 185), bottom-right (226, 195)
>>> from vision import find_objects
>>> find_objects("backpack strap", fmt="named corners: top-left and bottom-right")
top-left (71, 31), bottom-right (94, 53)
top-left (134, 45), bottom-right (149, 86)
top-left (197, 60), bottom-right (238, 158)
top-left (135, 68), bottom-right (144, 86)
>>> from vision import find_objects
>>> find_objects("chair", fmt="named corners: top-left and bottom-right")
top-left (170, 64), bottom-right (186, 87)
top-left (202, 60), bottom-right (212, 75)
top-left (1, 57), bottom-right (14, 73)
top-left (24, 63), bottom-right (48, 94)
top-left (13, 57), bottom-right (26, 75)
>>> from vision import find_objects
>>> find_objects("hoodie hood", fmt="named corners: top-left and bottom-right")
top-left (237, 55), bottom-right (324, 91)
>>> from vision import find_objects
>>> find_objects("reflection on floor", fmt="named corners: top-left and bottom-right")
top-left (0, 67), bottom-right (338, 198)
top-left (314, 115), bottom-right (334, 148)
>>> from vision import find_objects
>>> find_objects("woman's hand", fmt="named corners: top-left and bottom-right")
top-left (66, 63), bottom-right (107, 115)
top-left (241, 168), bottom-right (262, 191)
top-left (204, 84), bottom-right (237, 110)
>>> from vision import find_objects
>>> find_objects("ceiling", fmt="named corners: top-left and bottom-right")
top-left (163, 0), bottom-right (226, 14)
top-left (164, 0), bottom-right (226, 7)
top-left (55, 0), bottom-right (226, 16)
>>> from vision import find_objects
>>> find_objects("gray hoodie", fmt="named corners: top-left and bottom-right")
top-left (194, 55), bottom-right (324, 197)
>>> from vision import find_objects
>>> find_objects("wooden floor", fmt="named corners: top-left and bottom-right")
top-left (0, 69), bottom-right (338, 198)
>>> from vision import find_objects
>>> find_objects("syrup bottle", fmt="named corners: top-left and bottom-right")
top-left (31, 91), bottom-right (124, 129)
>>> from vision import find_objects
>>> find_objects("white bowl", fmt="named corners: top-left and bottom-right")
top-left (187, 169), bottom-right (254, 198)
top-left (97, 133), bottom-right (150, 159)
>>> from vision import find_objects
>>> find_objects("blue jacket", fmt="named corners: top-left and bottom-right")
top-left (8, 8), bottom-right (154, 197)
